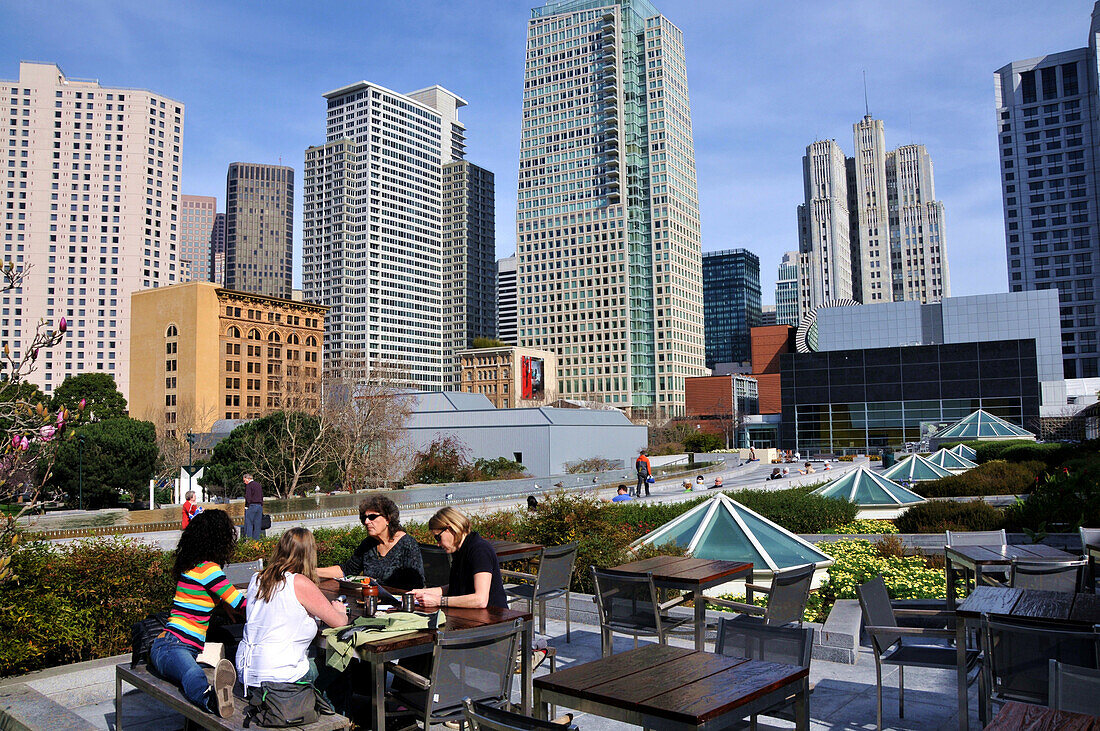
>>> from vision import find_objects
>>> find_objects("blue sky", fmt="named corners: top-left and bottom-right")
top-left (2, 1), bottom-right (1093, 302)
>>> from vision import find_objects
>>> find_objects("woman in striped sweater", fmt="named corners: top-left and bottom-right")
top-left (150, 509), bottom-right (244, 718)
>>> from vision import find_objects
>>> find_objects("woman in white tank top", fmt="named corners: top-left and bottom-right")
top-left (236, 528), bottom-right (348, 689)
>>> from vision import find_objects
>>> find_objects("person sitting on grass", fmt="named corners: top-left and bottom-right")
top-left (150, 509), bottom-right (243, 718)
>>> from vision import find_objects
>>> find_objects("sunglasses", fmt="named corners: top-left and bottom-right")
top-left (362, 513), bottom-right (383, 523)
top-left (432, 528), bottom-right (449, 543)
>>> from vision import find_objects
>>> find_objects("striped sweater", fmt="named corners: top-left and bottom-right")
top-left (165, 561), bottom-right (246, 649)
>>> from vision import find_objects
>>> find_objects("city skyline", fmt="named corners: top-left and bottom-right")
top-left (5, 2), bottom-right (1092, 305)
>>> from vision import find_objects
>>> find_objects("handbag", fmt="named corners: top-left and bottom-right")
top-left (261, 514), bottom-right (272, 530)
top-left (243, 680), bottom-right (335, 728)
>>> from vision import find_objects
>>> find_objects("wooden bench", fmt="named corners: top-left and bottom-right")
top-left (115, 663), bottom-right (350, 730)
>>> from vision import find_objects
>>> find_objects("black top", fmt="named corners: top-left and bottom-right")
top-left (244, 479), bottom-right (263, 506)
top-left (448, 532), bottom-right (507, 609)
top-left (339, 533), bottom-right (425, 590)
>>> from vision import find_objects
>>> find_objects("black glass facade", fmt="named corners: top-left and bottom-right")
top-left (703, 249), bottom-right (761, 367)
top-left (780, 340), bottom-right (1041, 453)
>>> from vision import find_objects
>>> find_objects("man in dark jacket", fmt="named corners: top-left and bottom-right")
top-left (242, 473), bottom-right (263, 540)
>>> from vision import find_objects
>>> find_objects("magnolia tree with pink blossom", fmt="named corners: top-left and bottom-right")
top-left (0, 263), bottom-right (82, 583)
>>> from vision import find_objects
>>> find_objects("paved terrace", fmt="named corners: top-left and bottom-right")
top-left (1, 602), bottom-right (981, 730)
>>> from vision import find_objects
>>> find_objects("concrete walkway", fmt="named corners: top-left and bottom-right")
top-left (2, 609), bottom-right (980, 730)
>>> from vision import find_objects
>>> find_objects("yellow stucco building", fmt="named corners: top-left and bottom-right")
top-left (130, 281), bottom-right (327, 435)
top-left (457, 346), bottom-right (558, 408)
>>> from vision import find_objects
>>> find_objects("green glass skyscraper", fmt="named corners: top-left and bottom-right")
top-left (516, 0), bottom-right (705, 417)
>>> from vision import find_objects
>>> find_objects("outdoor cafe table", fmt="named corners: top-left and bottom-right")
top-left (487, 538), bottom-right (544, 563)
top-left (954, 586), bottom-right (1100, 731)
top-left (533, 644), bottom-right (809, 730)
top-left (984, 700), bottom-right (1100, 730)
top-left (317, 579), bottom-right (534, 731)
top-left (609, 555), bottom-right (754, 650)
top-left (945, 543), bottom-right (1077, 609)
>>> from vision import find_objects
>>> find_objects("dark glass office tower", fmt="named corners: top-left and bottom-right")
top-left (225, 163), bottom-right (294, 298)
top-left (703, 249), bottom-right (762, 367)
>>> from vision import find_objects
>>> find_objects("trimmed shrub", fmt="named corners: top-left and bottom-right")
top-left (998, 442), bottom-right (1069, 466)
top-left (725, 485), bottom-right (858, 534)
top-left (915, 460), bottom-right (1045, 498)
top-left (972, 439), bottom-right (1041, 464)
top-left (895, 500), bottom-right (1004, 534)
top-left (1002, 466), bottom-right (1100, 532)
top-left (829, 519), bottom-right (899, 535)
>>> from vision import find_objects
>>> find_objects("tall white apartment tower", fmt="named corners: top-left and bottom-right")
top-left (797, 139), bottom-right (853, 312)
top-left (302, 82), bottom-right (467, 389)
top-left (517, 0), bottom-right (706, 417)
top-left (496, 255), bottom-right (517, 345)
top-left (0, 62), bottom-right (182, 399)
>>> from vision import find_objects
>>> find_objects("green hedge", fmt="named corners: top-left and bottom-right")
top-left (1002, 467), bottom-right (1100, 531)
top-left (895, 500), bottom-right (1004, 534)
top-left (914, 460), bottom-right (1044, 498)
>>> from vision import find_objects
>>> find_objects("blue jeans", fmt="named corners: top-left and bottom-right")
top-left (150, 633), bottom-right (209, 708)
top-left (243, 503), bottom-right (263, 540)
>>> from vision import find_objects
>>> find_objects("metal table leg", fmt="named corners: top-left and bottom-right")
top-left (371, 656), bottom-right (386, 731)
top-left (946, 554), bottom-right (957, 610)
top-left (794, 675), bottom-right (809, 731)
top-left (522, 618), bottom-right (534, 714)
top-left (956, 616), bottom-right (969, 731)
top-left (693, 591), bottom-right (706, 651)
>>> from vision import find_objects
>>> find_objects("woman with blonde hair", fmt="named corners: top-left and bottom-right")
top-left (236, 528), bottom-right (348, 690)
top-left (410, 507), bottom-right (507, 610)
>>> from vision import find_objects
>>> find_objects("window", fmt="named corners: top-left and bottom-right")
top-left (165, 324), bottom-right (178, 337)
top-left (1021, 70), bottom-right (1037, 104)
top-left (227, 326), bottom-right (240, 338)
top-left (1062, 62), bottom-right (1079, 96)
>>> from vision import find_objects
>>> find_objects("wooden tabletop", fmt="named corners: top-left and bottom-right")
top-left (487, 539), bottom-right (544, 560)
top-left (984, 700), bottom-right (1100, 730)
top-left (318, 579), bottom-right (530, 655)
top-left (534, 644), bottom-right (806, 726)
top-left (956, 585), bottom-right (1100, 625)
top-left (610, 555), bottom-right (753, 588)
top-left (946, 544), bottom-right (1077, 566)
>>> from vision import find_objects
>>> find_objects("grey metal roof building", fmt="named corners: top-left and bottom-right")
top-left (404, 392), bottom-right (647, 476)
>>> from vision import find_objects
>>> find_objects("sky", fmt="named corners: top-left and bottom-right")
top-left (2, 1), bottom-right (1095, 303)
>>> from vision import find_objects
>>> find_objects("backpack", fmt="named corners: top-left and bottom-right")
top-left (130, 611), bottom-right (170, 667)
top-left (636, 459), bottom-right (648, 477)
top-left (243, 681), bottom-right (335, 728)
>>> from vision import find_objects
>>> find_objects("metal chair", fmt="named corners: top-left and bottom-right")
top-left (981, 614), bottom-right (1100, 719)
top-left (504, 542), bottom-right (578, 641)
top-left (708, 563), bottom-right (815, 626)
top-left (461, 698), bottom-right (577, 731)
top-left (1009, 558), bottom-right (1088, 593)
top-left (385, 619), bottom-right (524, 728)
top-left (1081, 527), bottom-right (1100, 591)
top-left (1049, 659), bottom-right (1100, 716)
top-left (946, 529), bottom-right (1009, 591)
top-left (715, 615), bottom-right (813, 726)
top-left (419, 543), bottom-right (452, 588)
top-left (222, 559), bottom-right (262, 586)
top-left (857, 576), bottom-right (982, 731)
top-left (590, 567), bottom-right (692, 657)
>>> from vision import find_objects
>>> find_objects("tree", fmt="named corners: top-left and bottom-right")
top-left (143, 398), bottom-right (219, 483)
top-left (201, 411), bottom-right (327, 499)
top-left (49, 418), bottom-right (158, 509)
top-left (51, 373), bottom-right (127, 422)
top-left (406, 434), bottom-right (475, 484)
top-left (470, 337), bottom-right (507, 349)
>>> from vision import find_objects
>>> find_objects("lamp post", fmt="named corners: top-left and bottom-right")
top-left (77, 434), bottom-right (85, 511)
top-left (186, 432), bottom-right (195, 469)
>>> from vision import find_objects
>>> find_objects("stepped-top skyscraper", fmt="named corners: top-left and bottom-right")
top-left (517, 0), bottom-right (706, 417)
top-left (775, 251), bottom-right (800, 327)
top-left (303, 82), bottom-right (468, 389)
top-left (995, 2), bottom-right (1100, 379)
top-left (797, 116), bottom-right (949, 312)
top-left (225, 163), bottom-right (293, 298)
top-left (0, 61), bottom-right (183, 400)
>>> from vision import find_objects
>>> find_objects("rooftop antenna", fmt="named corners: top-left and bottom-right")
top-left (863, 69), bottom-right (870, 117)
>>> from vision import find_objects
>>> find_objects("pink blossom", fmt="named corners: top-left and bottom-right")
top-left (19, 436), bottom-right (29, 450)
top-left (56, 410), bottom-right (64, 426)
top-left (78, 398), bottom-right (86, 411)
top-left (58, 317), bottom-right (67, 333)
top-left (38, 425), bottom-right (55, 442)
top-left (10, 435), bottom-right (19, 450)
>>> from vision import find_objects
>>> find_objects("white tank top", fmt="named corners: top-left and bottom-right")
top-left (236, 572), bottom-right (318, 686)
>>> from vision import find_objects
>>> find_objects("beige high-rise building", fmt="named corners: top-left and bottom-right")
top-left (797, 116), bottom-right (949, 312)
top-left (517, 0), bottom-right (706, 418)
top-left (0, 61), bottom-right (183, 400)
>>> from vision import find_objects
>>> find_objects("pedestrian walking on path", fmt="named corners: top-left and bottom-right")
top-left (634, 449), bottom-right (652, 497)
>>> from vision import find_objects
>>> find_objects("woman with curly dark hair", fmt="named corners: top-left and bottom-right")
top-left (150, 509), bottom-right (244, 718)
top-left (317, 495), bottom-right (424, 590)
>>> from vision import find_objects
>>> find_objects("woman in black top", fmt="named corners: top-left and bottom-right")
top-left (317, 496), bottom-right (424, 590)
top-left (411, 506), bottom-right (507, 609)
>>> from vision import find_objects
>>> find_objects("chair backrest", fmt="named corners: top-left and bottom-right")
top-left (763, 563), bottom-right (815, 626)
top-left (462, 698), bottom-right (579, 731)
top-left (222, 559), bottom-right (262, 586)
top-left (945, 529), bottom-right (1007, 547)
top-left (591, 566), bottom-right (663, 634)
top-left (1080, 527), bottom-right (1100, 552)
top-left (534, 542), bottom-right (578, 598)
top-left (419, 543), bottom-right (452, 588)
top-left (1050, 659), bottom-right (1100, 715)
top-left (856, 576), bottom-right (899, 654)
top-left (1010, 559), bottom-right (1087, 593)
top-left (983, 614), bottom-right (1100, 706)
top-left (425, 619), bottom-right (524, 720)
top-left (716, 616), bottom-right (814, 669)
